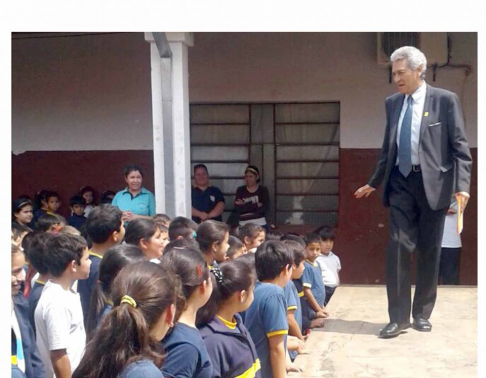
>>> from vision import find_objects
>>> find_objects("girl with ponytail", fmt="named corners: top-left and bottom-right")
top-left (197, 260), bottom-right (261, 378)
top-left (73, 261), bottom-right (178, 378)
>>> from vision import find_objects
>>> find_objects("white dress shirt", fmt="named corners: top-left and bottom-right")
top-left (396, 81), bottom-right (426, 166)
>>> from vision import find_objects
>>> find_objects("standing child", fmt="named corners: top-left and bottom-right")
top-left (124, 218), bottom-right (167, 262)
top-left (68, 196), bottom-right (87, 232)
top-left (79, 186), bottom-right (96, 218)
top-left (86, 244), bottom-right (145, 341)
top-left (243, 241), bottom-right (293, 378)
top-left (198, 260), bottom-right (261, 378)
top-left (227, 235), bottom-right (246, 260)
top-left (78, 204), bottom-right (125, 321)
top-left (161, 247), bottom-right (213, 378)
top-left (314, 226), bottom-right (341, 305)
top-left (238, 223), bottom-right (266, 253)
top-left (168, 216), bottom-right (198, 241)
top-left (196, 219), bottom-right (231, 267)
top-left (13, 198), bottom-right (34, 229)
top-left (33, 190), bottom-right (49, 224)
top-left (302, 233), bottom-right (329, 324)
top-left (34, 234), bottom-right (92, 378)
top-left (73, 261), bottom-right (178, 378)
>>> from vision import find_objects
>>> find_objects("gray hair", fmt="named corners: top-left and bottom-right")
top-left (390, 46), bottom-right (427, 80)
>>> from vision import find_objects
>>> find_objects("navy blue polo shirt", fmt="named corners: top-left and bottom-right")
top-left (191, 186), bottom-right (225, 223)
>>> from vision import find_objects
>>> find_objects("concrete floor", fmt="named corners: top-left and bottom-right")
top-left (290, 285), bottom-right (477, 378)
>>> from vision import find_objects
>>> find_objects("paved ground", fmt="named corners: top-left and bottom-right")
top-left (290, 285), bottom-right (477, 378)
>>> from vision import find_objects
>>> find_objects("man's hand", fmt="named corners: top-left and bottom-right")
top-left (455, 192), bottom-right (470, 212)
top-left (354, 184), bottom-right (376, 199)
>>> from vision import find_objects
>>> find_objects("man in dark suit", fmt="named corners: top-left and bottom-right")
top-left (355, 46), bottom-right (472, 338)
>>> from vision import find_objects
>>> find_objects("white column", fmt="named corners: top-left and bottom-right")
top-left (167, 33), bottom-right (194, 218)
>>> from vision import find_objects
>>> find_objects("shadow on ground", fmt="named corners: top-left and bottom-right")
top-left (311, 319), bottom-right (391, 336)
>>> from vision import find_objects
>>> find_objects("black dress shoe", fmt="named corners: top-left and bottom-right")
top-left (379, 322), bottom-right (411, 338)
top-left (413, 317), bottom-right (432, 332)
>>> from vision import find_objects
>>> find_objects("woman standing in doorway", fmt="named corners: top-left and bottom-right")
top-left (234, 166), bottom-right (270, 231)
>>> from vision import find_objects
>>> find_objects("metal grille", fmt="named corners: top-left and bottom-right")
top-left (382, 32), bottom-right (420, 57)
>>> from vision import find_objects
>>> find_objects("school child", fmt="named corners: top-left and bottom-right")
top-left (79, 186), bottom-right (96, 217)
top-left (73, 261), bottom-right (178, 378)
top-left (238, 223), bottom-right (266, 253)
top-left (86, 244), bottom-right (145, 340)
top-left (34, 234), bottom-right (92, 377)
top-left (26, 233), bottom-right (54, 334)
top-left (302, 233), bottom-right (329, 323)
top-left (243, 241), bottom-right (293, 378)
top-left (59, 225), bottom-right (81, 236)
top-left (35, 214), bottom-right (61, 233)
top-left (11, 243), bottom-right (46, 378)
top-left (124, 218), bottom-right (167, 262)
top-left (160, 247), bottom-right (214, 378)
top-left (266, 228), bottom-right (284, 241)
top-left (168, 216), bottom-right (198, 241)
top-left (13, 198), bottom-right (34, 229)
top-left (227, 235), bottom-right (246, 260)
top-left (196, 219), bottom-right (231, 267)
top-left (154, 213), bottom-right (171, 228)
top-left (32, 190), bottom-right (49, 224)
top-left (67, 195), bottom-right (87, 232)
top-left (78, 204), bottom-right (125, 321)
top-left (198, 260), bottom-right (261, 378)
top-left (314, 226), bottom-right (341, 305)
top-left (12, 223), bottom-right (31, 246)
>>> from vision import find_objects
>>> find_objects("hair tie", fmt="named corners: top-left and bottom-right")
top-left (211, 266), bottom-right (224, 285)
top-left (120, 295), bottom-right (137, 308)
top-left (196, 265), bottom-right (203, 277)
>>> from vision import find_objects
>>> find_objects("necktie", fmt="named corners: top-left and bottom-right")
top-left (399, 96), bottom-right (413, 177)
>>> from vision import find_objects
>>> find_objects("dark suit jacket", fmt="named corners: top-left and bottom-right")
top-left (13, 293), bottom-right (46, 378)
top-left (368, 84), bottom-right (472, 210)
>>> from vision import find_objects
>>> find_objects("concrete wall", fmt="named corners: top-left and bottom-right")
top-left (11, 32), bottom-right (478, 284)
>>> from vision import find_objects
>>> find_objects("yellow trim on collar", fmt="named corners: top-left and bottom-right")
top-left (266, 330), bottom-right (288, 337)
top-left (89, 251), bottom-right (103, 259)
top-left (35, 279), bottom-right (46, 285)
top-left (306, 259), bottom-right (318, 267)
top-left (234, 359), bottom-right (261, 378)
top-left (217, 315), bottom-right (237, 330)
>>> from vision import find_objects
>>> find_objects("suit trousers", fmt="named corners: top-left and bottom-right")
top-left (386, 166), bottom-right (448, 324)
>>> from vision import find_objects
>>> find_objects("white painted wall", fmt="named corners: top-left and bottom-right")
top-left (12, 32), bottom-right (477, 153)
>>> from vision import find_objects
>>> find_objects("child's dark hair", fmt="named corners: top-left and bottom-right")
top-left (164, 238), bottom-right (200, 255)
top-left (197, 260), bottom-right (255, 327)
top-left (12, 197), bottom-right (33, 221)
top-left (26, 232), bottom-right (54, 275)
top-left (239, 223), bottom-right (265, 243)
top-left (304, 232), bottom-right (322, 245)
top-left (161, 247), bottom-right (209, 321)
top-left (255, 240), bottom-right (294, 281)
top-left (86, 244), bottom-right (145, 341)
top-left (313, 225), bottom-right (336, 241)
top-left (265, 229), bottom-right (284, 241)
top-left (70, 195), bottom-right (86, 208)
top-left (35, 214), bottom-right (60, 232)
top-left (101, 190), bottom-right (116, 204)
top-left (45, 234), bottom-right (88, 277)
top-left (281, 233), bottom-right (306, 248)
top-left (45, 190), bottom-right (60, 202)
top-left (236, 252), bottom-right (256, 275)
top-left (79, 186), bottom-right (96, 205)
top-left (154, 213), bottom-right (171, 226)
top-left (282, 240), bottom-right (306, 267)
top-left (193, 163), bottom-right (208, 174)
top-left (196, 220), bottom-right (230, 254)
top-left (227, 236), bottom-right (245, 259)
top-left (33, 189), bottom-right (48, 211)
top-left (12, 223), bottom-right (31, 240)
top-left (85, 204), bottom-right (122, 244)
top-left (124, 218), bottom-right (159, 246)
top-left (168, 216), bottom-right (198, 241)
top-left (73, 261), bottom-right (179, 378)
top-left (123, 164), bottom-right (144, 178)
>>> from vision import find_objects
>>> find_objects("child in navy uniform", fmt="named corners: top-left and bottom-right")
top-left (302, 233), bottom-right (329, 326)
top-left (161, 247), bottom-right (213, 378)
top-left (73, 261), bottom-right (178, 378)
top-left (243, 241), bottom-right (293, 378)
top-left (196, 220), bottom-right (231, 267)
top-left (238, 223), bottom-right (266, 253)
top-left (68, 196), bottom-right (87, 232)
top-left (124, 218), bottom-right (166, 262)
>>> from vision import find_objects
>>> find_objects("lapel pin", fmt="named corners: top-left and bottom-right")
top-left (424, 112), bottom-right (429, 117)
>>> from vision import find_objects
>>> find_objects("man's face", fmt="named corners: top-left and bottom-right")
top-left (392, 59), bottom-right (423, 95)
top-left (194, 168), bottom-right (209, 188)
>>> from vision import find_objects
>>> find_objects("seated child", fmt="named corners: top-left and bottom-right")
top-left (238, 223), bottom-right (266, 253)
top-left (73, 261), bottom-right (178, 378)
top-left (243, 241), bottom-right (293, 378)
top-left (79, 186), bottom-right (96, 217)
top-left (302, 233), bottom-right (329, 327)
top-left (227, 235), bottom-right (246, 260)
top-left (314, 226), bottom-right (341, 305)
top-left (198, 260), bottom-right (261, 377)
top-left (161, 247), bottom-right (213, 378)
top-left (168, 216), bottom-right (198, 241)
top-left (124, 218), bottom-right (166, 262)
top-left (196, 220), bottom-right (230, 267)
top-left (68, 195), bottom-right (87, 232)
top-left (78, 204), bottom-right (125, 321)
top-left (34, 234), bottom-right (91, 377)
